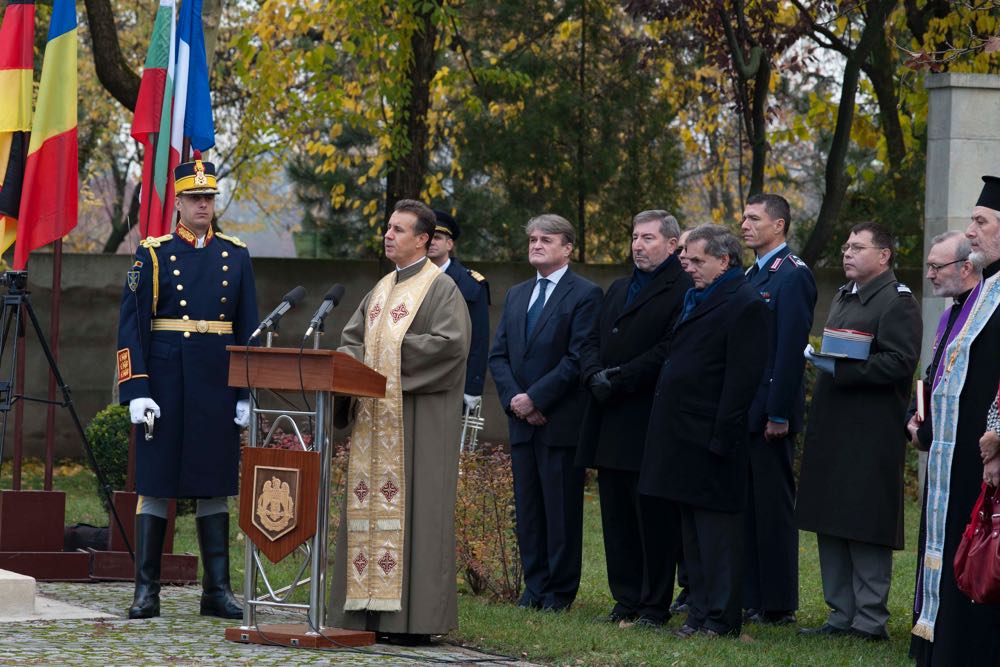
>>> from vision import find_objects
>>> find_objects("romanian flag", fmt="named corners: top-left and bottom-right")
top-left (0, 0), bottom-right (34, 255)
top-left (13, 0), bottom-right (77, 270)
top-left (131, 0), bottom-right (176, 239)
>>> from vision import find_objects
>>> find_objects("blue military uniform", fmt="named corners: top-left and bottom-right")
top-left (743, 244), bottom-right (817, 619)
top-left (432, 210), bottom-right (490, 397)
top-left (444, 258), bottom-right (490, 395)
top-left (117, 223), bottom-right (259, 498)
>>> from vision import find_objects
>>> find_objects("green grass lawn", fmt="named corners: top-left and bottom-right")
top-left (6, 460), bottom-right (920, 666)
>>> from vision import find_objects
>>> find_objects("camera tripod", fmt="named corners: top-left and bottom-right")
top-left (0, 271), bottom-right (132, 557)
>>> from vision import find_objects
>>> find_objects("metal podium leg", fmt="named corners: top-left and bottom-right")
top-left (241, 391), bottom-right (259, 629)
top-left (308, 390), bottom-right (331, 631)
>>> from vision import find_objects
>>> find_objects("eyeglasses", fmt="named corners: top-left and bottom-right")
top-left (926, 259), bottom-right (966, 273)
top-left (840, 243), bottom-right (886, 254)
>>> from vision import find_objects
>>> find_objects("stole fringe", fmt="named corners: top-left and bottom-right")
top-left (348, 519), bottom-right (368, 532)
top-left (911, 620), bottom-right (934, 641)
top-left (344, 597), bottom-right (403, 613)
top-left (376, 518), bottom-right (401, 531)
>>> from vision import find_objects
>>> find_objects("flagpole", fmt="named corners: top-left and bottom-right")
top-left (43, 239), bottom-right (62, 490)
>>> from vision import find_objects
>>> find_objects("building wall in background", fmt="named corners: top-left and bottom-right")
top-left (5, 253), bottom-right (921, 459)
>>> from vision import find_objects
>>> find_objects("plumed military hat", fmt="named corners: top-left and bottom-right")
top-left (434, 209), bottom-right (460, 240)
top-left (976, 176), bottom-right (1000, 211)
top-left (174, 150), bottom-right (219, 195)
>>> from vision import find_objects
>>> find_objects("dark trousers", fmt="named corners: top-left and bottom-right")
top-left (743, 432), bottom-right (798, 612)
top-left (597, 469), bottom-right (679, 622)
top-left (511, 437), bottom-right (585, 610)
top-left (680, 503), bottom-right (744, 635)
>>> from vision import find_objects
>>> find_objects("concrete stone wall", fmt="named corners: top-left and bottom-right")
top-left (4, 252), bottom-right (921, 459)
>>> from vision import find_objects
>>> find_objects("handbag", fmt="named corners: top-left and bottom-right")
top-left (954, 482), bottom-right (1000, 604)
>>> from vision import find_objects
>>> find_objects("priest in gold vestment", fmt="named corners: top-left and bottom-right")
top-left (328, 199), bottom-right (471, 640)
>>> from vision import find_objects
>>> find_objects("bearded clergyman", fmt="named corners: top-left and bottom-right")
top-left (327, 198), bottom-right (471, 644)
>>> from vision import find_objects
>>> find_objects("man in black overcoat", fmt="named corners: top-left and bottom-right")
top-left (638, 224), bottom-right (768, 637)
top-left (796, 222), bottom-right (921, 641)
top-left (576, 210), bottom-right (692, 627)
top-left (739, 194), bottom-right (816, 625)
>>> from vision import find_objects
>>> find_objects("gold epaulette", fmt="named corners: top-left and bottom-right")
top-left (139, 234), bottom-right (173, 249)
top-left (469, 269), bottom-right (487, 283)
top-left (216, 232), bottom-right (247, 248)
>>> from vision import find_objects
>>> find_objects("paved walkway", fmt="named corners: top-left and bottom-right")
top-left (0, 582), bottom-right (530, 666)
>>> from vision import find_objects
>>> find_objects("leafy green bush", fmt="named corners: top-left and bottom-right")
top-left (84, 404), bottom-right (130, 514)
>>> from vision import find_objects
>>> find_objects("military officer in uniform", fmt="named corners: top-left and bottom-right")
top-left (427, 210), bottom-right (490, 412)
top-left (739, 194), bottom-right (817, 625)
top-left (116, 152), bottom-right (259, 620)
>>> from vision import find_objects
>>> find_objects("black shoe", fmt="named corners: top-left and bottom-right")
top-left (128, 514), bottom-right (167, 620)
top-left (606, 610), bottom-right (638, 624)
top-left (799, 623), bottom-right (851, 637)
top-left (746, 609), bottom-right (796, 625)
top-left (196, 513), bottom-right (243, 619)
top-left (517, 594), bottom-right (542, 610)
top-left (850, 627), bottom-right (889, 642)
top-left (669, 590), bottom-right (690, 615)
top-left (632, 616), bottom-right (666, 630)
top-left (382, 633), bottom-right (433, 646)
top-left (674, 624), bottom-right (700, 639)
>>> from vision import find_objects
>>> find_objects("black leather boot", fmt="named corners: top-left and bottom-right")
top-left (196, 512), bottom-right (243, 619)
top-left (128, 514), bottom-right (167, 619)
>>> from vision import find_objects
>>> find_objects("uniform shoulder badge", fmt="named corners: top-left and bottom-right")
top-left (768, 256), bottom-right (784, 272)
top-left (896, 283), bottom-right (913, 295)
top-left (788, 254), bottom-right (808, 269)
top-left (216, 232), bottom-right (247, 248)
top-left (139, 233), bottom-right (173, 249)
top-left (468, 269), bottom-right (487, 284)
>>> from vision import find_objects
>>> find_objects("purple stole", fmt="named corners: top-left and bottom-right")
top-left (931, 282), bottom-right (981, 389)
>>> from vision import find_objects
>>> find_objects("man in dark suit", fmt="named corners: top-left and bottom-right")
top-left (576, 210), bottom-right (692, 627)
top-left (489, 214), bottom-right (602, 611)
top-left (739, 194), bottom-right (817, 625)
top-left (639, 224), bottom-right (768, 638)
top-left (427, 210), bottom-right (491, 412)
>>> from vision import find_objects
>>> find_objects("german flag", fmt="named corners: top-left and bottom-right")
top-left (14, 0), bottom-right (77, 270)
top-left (0, 0), bottom-right (34, 255)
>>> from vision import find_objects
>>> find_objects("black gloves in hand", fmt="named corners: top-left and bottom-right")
top-left (589, 367), bottom-right (621, 403)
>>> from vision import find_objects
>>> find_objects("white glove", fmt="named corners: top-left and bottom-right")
top-left (129, 398), bottom-right (160, 425)
top-left (804, 344), bottom-right (835, 375)
top-left (234, 399), bottom-right (251, 427)
top-left (463, 394), bottom-right (482, 412)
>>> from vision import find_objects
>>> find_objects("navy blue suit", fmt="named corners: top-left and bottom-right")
top-left (743, 246), bottom-right (816, 616)
top-left (489, 267), bottom-right (602, 609)
top-left (443, 258), bottom-right (490, 396)
top-left (117, 227), bottom-right (258, 498)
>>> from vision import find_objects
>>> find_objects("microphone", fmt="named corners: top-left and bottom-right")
top-left (250, 285), bottom-right (306, 340)
top-left (304, 284), bottom-right (346, 338)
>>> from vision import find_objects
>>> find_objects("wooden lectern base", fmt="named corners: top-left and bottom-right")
top-left (225, 623), bottom-right (375, 648)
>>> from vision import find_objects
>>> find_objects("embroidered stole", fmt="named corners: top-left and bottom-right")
top-left (913, 272), bottom-right (1000, 641)
top-left (344, 260), bottom-right (440, 612)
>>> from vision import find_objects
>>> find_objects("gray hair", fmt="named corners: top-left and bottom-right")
top-left (526, 213), bottom-right (576, 246)
top-left (685, 223), bottom-right (745, 270)
top-left (632, 210), bottom-right (681, 240)
top-left (930, 230), bottom-right (972, 262)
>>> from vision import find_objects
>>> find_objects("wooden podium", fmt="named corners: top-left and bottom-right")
top-left (223, 346), bottom-right (385, 649)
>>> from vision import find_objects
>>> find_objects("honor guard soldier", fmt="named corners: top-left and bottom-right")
top-left (116, 152), bottom-right (259, 620)
top-left (427, 210), bottom-right (491, 412)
